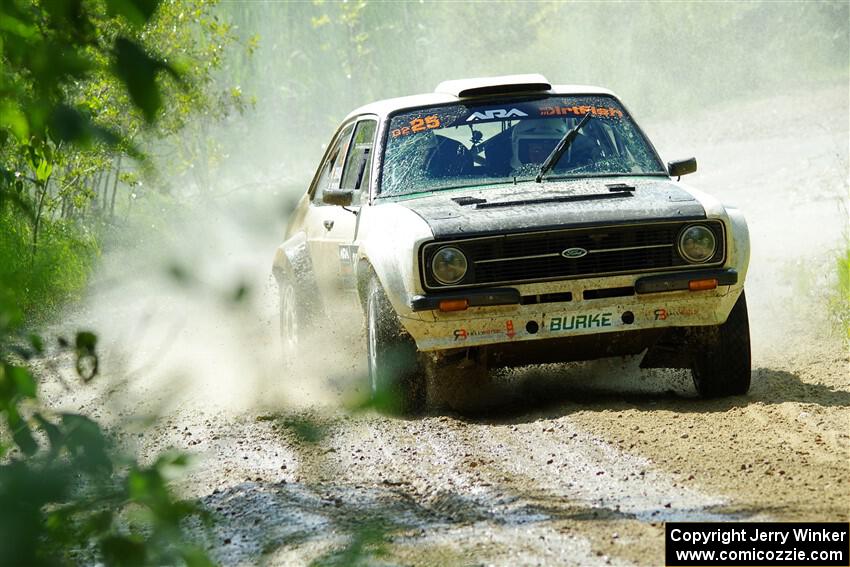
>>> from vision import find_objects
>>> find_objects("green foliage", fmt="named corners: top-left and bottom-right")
top-left (1, 0), bottom-right (247, 326)
top-left (0, 1), bottom-right (243, 564)
top-left (0, 329), bottom-right (213, 565)
top-left (0, 209), bottom-right (99, 321)
top-left (0, 228), bottom-right (213, 561)
top-left (1, 1), bottom-right (150, 147)
top-left (280, 415), bottom-right (327, 445)
top-left (310, 522), bottom-right (389, 567)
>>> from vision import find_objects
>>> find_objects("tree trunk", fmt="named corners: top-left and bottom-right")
top-left (110, 155), bottom-right (122, 219)
top-left (90, 170), bottom-right (103, 216)
top-left (101, 167), bottom-right (111, 212)
top-left (31, 177), bottom-right (50, 263)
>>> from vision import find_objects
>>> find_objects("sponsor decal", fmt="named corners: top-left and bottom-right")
top-left (337, 244), bottom-right (358, 276)
top-left (466, 108), bottom-right (528, 122)
top-left (539, 105), bottom-right (624, 119)
top-left (453, 327), bottom-right (503, 341)
top-left (561, 247), bottom-right (588, 259)
top-left (653, 306), bottom-right (699, 320)
top-left (391, 114), bottom-right (441, 138)
top-left (549, 312), bottom-right (613, 332)
top-left (505, 320), bottom-right (516, 338)
top-left (674, 306), bottom-right (699, 317)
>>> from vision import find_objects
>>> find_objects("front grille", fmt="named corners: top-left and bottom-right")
top-left (521, 292), bottom-right (573, 305)
top-left (421, 221), bottom-right (725, 290)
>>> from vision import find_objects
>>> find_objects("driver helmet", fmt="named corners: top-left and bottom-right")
top-left (510, 118), bottom-right (569, 170)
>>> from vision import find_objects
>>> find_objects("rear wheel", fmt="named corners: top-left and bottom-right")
top-left (366, 277), bottom-right (426, 414)
top-left (279, 276), bottom-right (309, 368)
top-left (691, 291), bottom-right (751, 397)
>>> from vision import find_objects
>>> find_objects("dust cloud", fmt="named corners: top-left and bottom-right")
top-left (52, 2), bottom-right (848, 418)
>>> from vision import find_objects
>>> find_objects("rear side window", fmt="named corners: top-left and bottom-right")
top-left (311, 123), bottom-right (354, 204)
top-left (340, 119), bottom-right (377, 203)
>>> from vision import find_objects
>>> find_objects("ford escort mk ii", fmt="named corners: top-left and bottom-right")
top-left (273, 74), bottom-right (751, 413)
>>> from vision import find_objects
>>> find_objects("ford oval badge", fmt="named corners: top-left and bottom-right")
top-left (562, 247), bottom-right (588, 259)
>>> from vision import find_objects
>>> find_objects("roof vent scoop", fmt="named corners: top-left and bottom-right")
top-left (434, 74), bottom-right (551, 98)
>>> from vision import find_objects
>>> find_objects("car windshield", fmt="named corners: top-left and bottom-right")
top-left (379, 95), bottom-right (666, 197)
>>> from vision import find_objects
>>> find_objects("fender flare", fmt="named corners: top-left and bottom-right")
top-left (272, 232), bottom-right (322, 308)
top-left (354, 248), bottom-right (418, 319)
top-left (723, 205), bottom-right (750, 282)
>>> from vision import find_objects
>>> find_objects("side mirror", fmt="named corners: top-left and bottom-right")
top-left (668, 157), bottom-right (697, 178)
top-left (323, 189), bottom-right (354, 206)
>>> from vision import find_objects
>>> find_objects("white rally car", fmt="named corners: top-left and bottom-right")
top-left (273, 74), bottom-right (751, 413)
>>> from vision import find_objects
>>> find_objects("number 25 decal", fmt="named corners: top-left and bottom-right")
top-left (392, 115), bottom-right (441, 138)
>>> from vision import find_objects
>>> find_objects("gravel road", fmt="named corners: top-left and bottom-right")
top-left (42, 85), bottom-right (848, 565)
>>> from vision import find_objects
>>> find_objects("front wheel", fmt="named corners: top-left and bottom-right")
top-left (366, 277), bottom-right (426, 414)
top-left (690, 291), bottom-right (752, 398)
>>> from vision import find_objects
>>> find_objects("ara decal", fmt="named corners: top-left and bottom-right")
top-left (466, 108), bottom-right (528, 122)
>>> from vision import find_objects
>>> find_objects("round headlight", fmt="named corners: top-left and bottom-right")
top-left (431, 246), bottom-right (468, 285)
top-left (678, 224), bottom-right (717, 263)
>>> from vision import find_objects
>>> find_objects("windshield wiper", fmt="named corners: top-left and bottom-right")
top-left (535, 112), bottom-right (592, 183)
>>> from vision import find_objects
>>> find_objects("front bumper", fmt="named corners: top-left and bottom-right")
top-left (401, 269), bottom-right (742, 352)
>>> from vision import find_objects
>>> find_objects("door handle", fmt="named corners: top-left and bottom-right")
top-left (323, 220), bottom-right (334, 231)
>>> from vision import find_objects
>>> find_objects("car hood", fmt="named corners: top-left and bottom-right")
top-left (392, 177), bottom-right (706, 239)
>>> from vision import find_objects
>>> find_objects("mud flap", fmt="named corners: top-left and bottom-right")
top-left (639, 327), bottom-right (696, 369)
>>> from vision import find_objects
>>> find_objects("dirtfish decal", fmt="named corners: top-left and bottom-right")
top-left (549, 312), bottom-right (612, 332)
top-left (654, 306), bottom-right (699, 320)
top-left (466, 108), bottom-right (528, 122)
top-left (453, 327), bottom-right (503, 341)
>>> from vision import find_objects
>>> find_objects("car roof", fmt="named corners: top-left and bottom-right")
top-left (343, 74), bottom-right (618, 122)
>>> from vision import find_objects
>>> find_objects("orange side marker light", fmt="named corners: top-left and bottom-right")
top-left (439, 299), bottom-right (469, 312)
top-left (688, 278), bottom-right (718, 291)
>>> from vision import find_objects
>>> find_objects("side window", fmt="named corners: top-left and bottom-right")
top-left (340, 119), bottom-right (377, 204)
top-left (311, 123), bottom-right (355, 204)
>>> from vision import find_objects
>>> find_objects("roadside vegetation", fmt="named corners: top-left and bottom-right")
top-left (0, 0), bottom-right (247, 564)
top-left (835, 245), bottom-right (850, 338)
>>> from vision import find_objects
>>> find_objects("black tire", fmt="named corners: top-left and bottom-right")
top-left (691, 291), bottom-right (752, 398)
top-left (278, 276), bottom-right (309, 368)
top-left (366, 277), bottom-right (426, 414)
